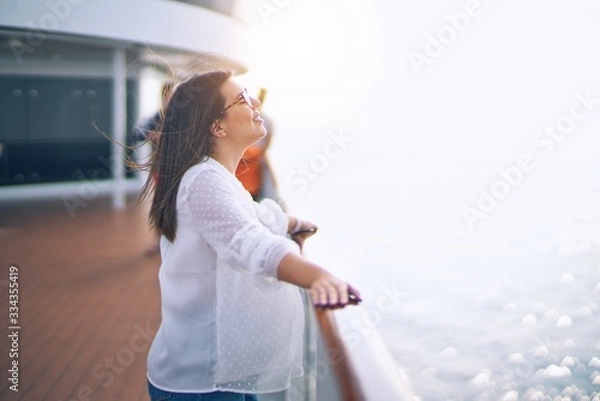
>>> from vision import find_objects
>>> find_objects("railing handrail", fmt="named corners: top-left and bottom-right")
top-left (314, 308), bottom-right (367, 401)
top-left (313, 306), bottom-right (416, 401)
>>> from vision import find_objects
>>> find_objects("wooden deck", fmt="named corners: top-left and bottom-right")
top-left (0, 195), bottom-right (161, 401)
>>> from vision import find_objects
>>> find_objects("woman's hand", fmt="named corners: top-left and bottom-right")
top-left (309, 272), bottom-right (362, 309)
top-left (288, 217), bottom-right (318, 247)
top-left (277, 254), bottom-right (362, 309)
top-left (288, 216), bottom-right (317, 233)
top-left (291, 227), bottom-right (317, 248)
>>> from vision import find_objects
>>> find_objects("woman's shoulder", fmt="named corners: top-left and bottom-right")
top-left (181, 159), bottom-right (216, 185)
top-left (180, 158), bottom-right (236, 190)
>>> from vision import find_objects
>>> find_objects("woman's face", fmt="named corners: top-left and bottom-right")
top-left (216, 78), bottom-right (266, 147)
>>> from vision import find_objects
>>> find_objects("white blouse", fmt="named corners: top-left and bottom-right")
top-left (146, 157), bottom-right (305, 394)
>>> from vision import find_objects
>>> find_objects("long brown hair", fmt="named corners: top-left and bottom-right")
top-left (140, 70), bottom-right (232, 241)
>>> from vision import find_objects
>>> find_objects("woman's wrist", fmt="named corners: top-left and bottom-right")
top-left (277, 253), bottom-right (326, 288)
top-left (288, 216), bottom-right (300, 233)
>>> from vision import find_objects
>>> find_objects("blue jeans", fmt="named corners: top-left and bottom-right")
top-left (148, 380), bottom-right (260, 401)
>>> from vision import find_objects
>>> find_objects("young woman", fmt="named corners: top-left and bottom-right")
top-left (143, 70), bottom-right (360, 401)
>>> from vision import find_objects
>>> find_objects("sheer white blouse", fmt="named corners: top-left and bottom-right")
top-left (146, 157), bottom-right (305, 394)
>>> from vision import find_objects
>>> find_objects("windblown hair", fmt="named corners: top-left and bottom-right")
top-left (140, 70), bottom-right (232, 242)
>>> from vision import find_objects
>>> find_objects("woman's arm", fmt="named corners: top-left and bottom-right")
top-left (277, 253), bottom-right (361, 308)
top-left (187, 168), bottom-right (360, 308)
top-left (187, 169), bottom-right (298, 279)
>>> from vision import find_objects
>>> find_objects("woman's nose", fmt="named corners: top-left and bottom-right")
top-left (251, 97), bottom-right (261, 110)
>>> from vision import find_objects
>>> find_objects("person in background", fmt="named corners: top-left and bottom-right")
top-left (141, 70), bottom-right (361, 401)
top-left (134, 79), bottom-right (175, 255)
top-left (134, 80), bottom-right (175, 144)
top-left (235, 88), bottom-right (286, 209)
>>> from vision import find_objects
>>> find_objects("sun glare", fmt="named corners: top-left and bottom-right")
top-left (250, 17), bottom-right (346, 94)
top-left (242, 0), bottom-right (384, 128)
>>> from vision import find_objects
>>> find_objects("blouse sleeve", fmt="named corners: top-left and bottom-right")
top-left (184, 169), bottom-right (299, 280)
top-left (253, 198), bottom-right (289, 236)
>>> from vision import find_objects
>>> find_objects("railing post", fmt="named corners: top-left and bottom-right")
top-left (302, 291), bottom-right (318, 401)
top-left (111, 47), bottom-right (126, 209)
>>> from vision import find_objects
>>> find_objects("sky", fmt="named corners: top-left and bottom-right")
top-left (224, 0), bottom-right (600, 281)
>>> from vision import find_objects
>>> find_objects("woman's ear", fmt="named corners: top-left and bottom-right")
top-left (210, 120), bottom-right (227, 138)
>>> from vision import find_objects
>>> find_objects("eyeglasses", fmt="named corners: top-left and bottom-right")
top-left (219, 89), bottom-right (254, 116)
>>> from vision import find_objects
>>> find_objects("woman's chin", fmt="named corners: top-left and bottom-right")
top-left (258, 126), bottom-right (267, 139)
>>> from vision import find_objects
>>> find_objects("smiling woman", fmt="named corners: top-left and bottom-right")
top-left (140, 70), bottom-right (361, 401)
top-left (211, 84), bottom-right (266, 158)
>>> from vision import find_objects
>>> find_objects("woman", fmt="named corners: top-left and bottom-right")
top-left (143, 70), bottom-right (360, 401)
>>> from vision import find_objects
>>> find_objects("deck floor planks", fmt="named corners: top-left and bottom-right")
top-left (0, 196), bottom-right (160, 401)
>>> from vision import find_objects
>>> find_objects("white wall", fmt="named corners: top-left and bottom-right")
top-left (0, 0), bottom-right (252, 68)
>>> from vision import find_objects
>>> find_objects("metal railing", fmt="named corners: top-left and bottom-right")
top-left (259, 239), bottom-right (415, 401)
top-left (259, 290), bottom-right (416, 401)
top-left (313, 305), bottom-right (416, 401)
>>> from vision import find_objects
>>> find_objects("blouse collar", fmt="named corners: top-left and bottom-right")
top-left (205, 156), bottom-right (230, 175)
top-left (204, 156), bottom-right (245, 190)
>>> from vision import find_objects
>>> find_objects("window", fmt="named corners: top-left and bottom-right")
top-left (0, 76), bottom-right (137, 185)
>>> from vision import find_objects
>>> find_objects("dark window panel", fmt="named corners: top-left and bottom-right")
top-left (0, 76), bottom-right (138, 186)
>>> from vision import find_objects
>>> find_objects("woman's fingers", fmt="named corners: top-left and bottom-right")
top-left (310, 288), bottom-right (321, 306)
top-left (292, 236), bottom-right (305, 248)
top-left (319, 286), bottom-right (329, 306)
top-left (291, 229), bottom-right (316, 248)
top-left (327, 284), bottom-right (340, 306)
top-left (310, 280), bottom-right (359, 309)
top-left (309, 284), bottom-right (329, 307)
